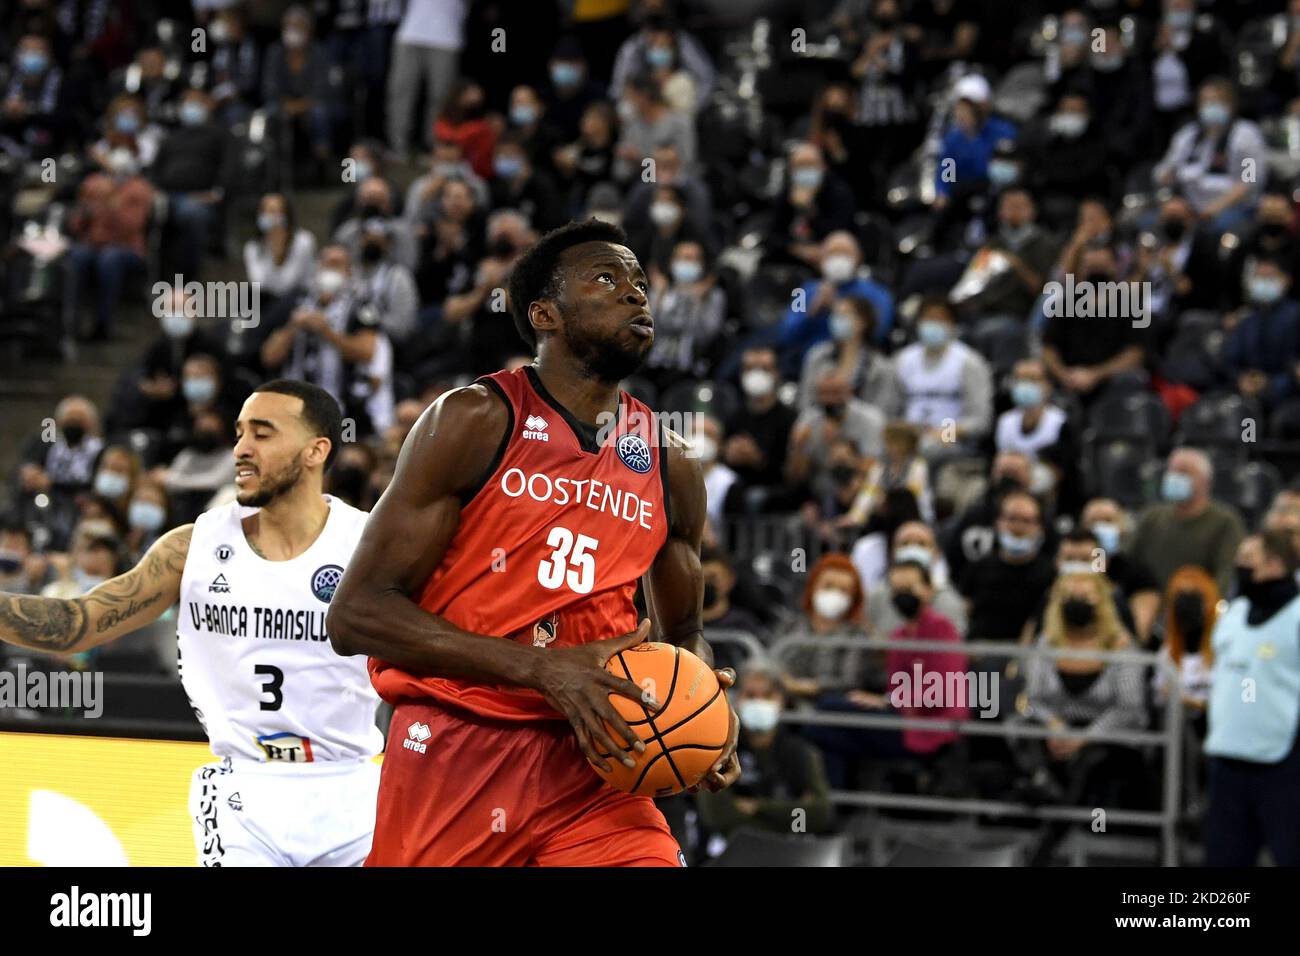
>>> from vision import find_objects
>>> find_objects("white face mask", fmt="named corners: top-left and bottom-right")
top-left (691, 434), bottom-right (718, 463)
top-left (649, 201), bottom-right (682, 227)
top-left (738, 698), bottom-right (781, 733)
top-left (812, 587), bottom-right (852, 621)
top-left (161, 312), bottom-right (195, 339)
top-left (316, 268), bottom-right (347, 297)
top-left (741, 368), bottom-right (776, 398)
top-left (821, 254), bottom-right (855, 283)
top-left (894, 543), bottom-right (934, 568)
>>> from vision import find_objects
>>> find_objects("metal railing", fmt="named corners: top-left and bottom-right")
top-left (767, 636), bottom-right (1185, 866)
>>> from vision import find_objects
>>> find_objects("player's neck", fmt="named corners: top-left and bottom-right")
top-left (531, 355), bottom-right (621, 426)
top-left (247, 485), bottom-right (330, 560)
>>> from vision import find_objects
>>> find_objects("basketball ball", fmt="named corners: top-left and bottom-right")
top-left (592, 641), bottom-right (732, 797)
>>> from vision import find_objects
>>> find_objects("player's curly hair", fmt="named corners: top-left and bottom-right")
top-left (506, 218), bottom-right (629, 350)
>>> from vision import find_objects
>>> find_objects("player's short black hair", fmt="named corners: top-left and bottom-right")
top-left (253, 379), bottom-right (344, 470)
top-left (506, 218), bottom-right (629, 350)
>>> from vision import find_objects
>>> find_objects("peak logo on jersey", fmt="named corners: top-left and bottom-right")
top-left (227, 792), bottom-right (243, 812)
top-left (208, 574), bottom-right (230, 594)
top-left (522, 414), bottom-right (550, 441)
top-left (404, 721), bottom-right (431, 754)
top-left (616, 433), bottom-right (652, 474)
top-left (214, 544), bottom-right (234, 563)
top-left (256, 732), bottom-right (314, 762)
top-left (532, 617), bottom-right (558, 648)
top-left (310, 564), bottom-right (344, 603)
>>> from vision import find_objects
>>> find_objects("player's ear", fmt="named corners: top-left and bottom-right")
top-left (305, 436), bottom-right (331, 470)
top-left (529, 300), bottom-right (560, 337)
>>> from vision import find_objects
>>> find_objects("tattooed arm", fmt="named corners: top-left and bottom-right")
top-left (0, 524), bottom-right (192, 657)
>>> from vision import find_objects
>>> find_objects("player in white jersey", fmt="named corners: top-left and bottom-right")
top-left (0, 380), bottom-right (383, 866)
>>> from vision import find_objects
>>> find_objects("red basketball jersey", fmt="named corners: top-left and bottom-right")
top-left (368, 365), bottom-right (671, 721)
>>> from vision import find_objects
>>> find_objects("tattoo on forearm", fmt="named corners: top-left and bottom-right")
top-left (0, 525), bottom-right (190, 653)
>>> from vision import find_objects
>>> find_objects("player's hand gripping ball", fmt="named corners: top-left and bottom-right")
top-left (592, 642), bottom-right (731, 797)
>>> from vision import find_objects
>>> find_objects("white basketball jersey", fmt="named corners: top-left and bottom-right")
top-left (896, 342), bottom-right (968, 427)
top-left (177, 496), bottom-right (382, 764)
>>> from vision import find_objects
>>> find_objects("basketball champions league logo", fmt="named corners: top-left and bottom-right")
top-left (616, 433), bottom-right (653, 474)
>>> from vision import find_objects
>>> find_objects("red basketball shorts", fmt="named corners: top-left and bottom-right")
top-left (366, 699), bottom-right (683, 866)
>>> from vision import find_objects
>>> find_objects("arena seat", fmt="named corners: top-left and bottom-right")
top-left (711, 828), bottom-right (852, 867)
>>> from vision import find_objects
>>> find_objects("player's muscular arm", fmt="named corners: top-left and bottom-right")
top-left (644, 434), bottom-right (741, 791)
top-left (0, 524), bottom-right (191, 657)
top-left (327, 387), bottom-right (649, 768)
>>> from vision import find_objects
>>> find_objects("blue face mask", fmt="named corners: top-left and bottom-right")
top-left (1249, 276), bottom-right (1286, 304)
top-left (999, 530), bottom-right (1040, 558)
top-left (494, 156), bottom-right (524, 179)
top-left (179, 102), bottom-right (208, 126)
top-left (918, 319), bottom-right (950, 348)
top-left (550, 62), bottom-right (581, 87)
top-left (792, 167), bottom-right (823, 190)
top-left (829, 312), bottom-right (857, 342)
top-left (1166, 10), bottom-right (1194, 30)
top-left (1162, 471), bottom-right (1193, 503)
top-left (1011, 380), bottom-right (1044, 408)
top-left (1091, 521), bottom-right (1121, 553)
top-left (183, 377), bottom-right (218, 404)
top-left (94, 471), bottom-right (129, 500)
top-left (988, 159), bottom-right (1018, 186)
top-left (646, 46), bottom-right (674, 68)
top-left (670, 259), bottom-right (702, 284)
top-left (1199, 102), bottom-right (1230, 127)
top-left (509, 104), bottom-right (538, 126)
top-left (114, 112), bottom-right (141, 134)
top-left (19, 51), bottom-right (48, 75)
top-left (128, 500), bottom-right (166, 532)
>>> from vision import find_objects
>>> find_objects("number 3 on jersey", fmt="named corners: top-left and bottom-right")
top-left (537, 526), bottom-right (599, 594)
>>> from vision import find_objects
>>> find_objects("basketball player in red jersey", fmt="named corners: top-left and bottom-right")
top-left (327, 219), bottom-right (740, 866)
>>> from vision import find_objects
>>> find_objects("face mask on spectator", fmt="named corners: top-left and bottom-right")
top-left (75, 569), bottom-right (109, 592)
top-left (1259, 220), bottom-right (1289, 241)
top-left (283, 28), bottom-right (307, 49)
top-left (998, 530), bottom-right (1040, 557)
top-left (1198, 101), bottom-right (1230, 127)
top-left (179, 101), bottom-right (209, 126)
top-left (550, 62), bottom-right (581, 87)
top-left (161, 312), bottom-right (195, 339)
top-left (1161, 470), bottom-right (1193, 503)
top-left (741, 368), bottom-right (776, 398)
top-left (210, 18), bottom-right (231, 43)
top-left (917, 319), bottom-right (950, 348)
top-left (18, 50), bottom-right (48, 75)
top-left (114, 112), bottom-right (141, 135)
top-left (738, 697), bottom-right (780, 732)
top-left (128, 500), bottom-right (166, 532)
top-left (107, 148), bottom-right (138, 177)
top-left (509, 103), bottom-right (539, 126)
top-left (691, 434), bottom-right (718, 463)
top-left (1049, 112), bottom-right (1087, 138)
top-left (1161, 217), bottom-right (1188, 242)
top-left (671, 259), bottom-right (702, 284)
top-left (1061, 26), bottom-right (1087, 47)
top-left (183, 377), bottom-right (218, 404)
top-left (829, 310), bottom-right (857, 341)
top-left (352, 159), bottom-right (374, 182)
top-left (1059, 560), bottom-right (1094, 575)
top-left (62, 423), bottom-right (86, 445)
top-left (1092, 53), bottom-right (1123, 73)
top-left (1011, 380), bottom-right (1043, 408)
top-left (792, 166), bottom-right (823, 190)
top-left (649, 201), bottom-right (682, 227)
top-left (1000, 223), bottom-right (1033, 245)
top-left (361, 241), bottom-right (385, 265)
top-left (1166, 9), bottom-right (1193, 30)
top-left (1061, 596), bottom-right (1096, 628)
top-left (1249, 275), bottom-right (1286, 304)
top-left (987, 159), bottom-right (1018, 186)
top-left (821, 255), bottom-right (855, 283)
top-left (891, 589), bottom-right (922, 619)
top-left (646, 45), bottom-right (675, 68)
top-left (1091, 521), bottom-right (1121, 553)
top-left (0, 550), bottom-right (22, 575)
top-left (316, 268), bottom-right (347, 297)
top-left (493, 155), bottom-right (525, 180)
top-left (895, 544), bottom-right (933, 567)
top-left (257, 212), bottom-right (284, 233)
top-left (489, 236), bottom-right (516, 258)
top-left (94, 470), bottom-right (129, 499)
top-left (811, 587), bottom-right (852, 621)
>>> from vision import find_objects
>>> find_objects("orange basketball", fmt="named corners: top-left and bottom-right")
top-left (592, 641), bottom-right (732, 797)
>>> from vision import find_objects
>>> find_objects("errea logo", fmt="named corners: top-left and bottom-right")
top-left (404, 721), bottom-right (431, 754)
top-left (522, 415), bottom-right (550, 442)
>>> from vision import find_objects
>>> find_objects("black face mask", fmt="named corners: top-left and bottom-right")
top-left (1234, 566), bottom-right (1254, 598)
top-left (361, 242), bottom-right (384, 264)
top-left (991, 474), bottom-right (1024, 498)
top-left (891, 590), bottom-right (922, 619)
top-left (0, 555), bottom-right (21, 575)
top-left (358, 203), bottom-right (385, 220)
top-left (490, 237), bottom-right (515, 258)
top-left (1161, 219), bottom-right (1188, 242)
top-left (1259, 221), bottom-right (1289, 242)
top-left (821, 402), bottom-right (845, 421)
top-left (1083, 271), bottom-right (1113, 286)
top-left (1172, 590), bottom-right (1205, 652)
top-left (1062, 597), bottom-right (1096, 628)
top-left (192, 431), bottom-right (222, 452)
top-left (62, 423), bottom-right (86, 446)
top-left (702, 581), bottom-right (719, 608)
top-left (830, 464), bottom-right (857, 485)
